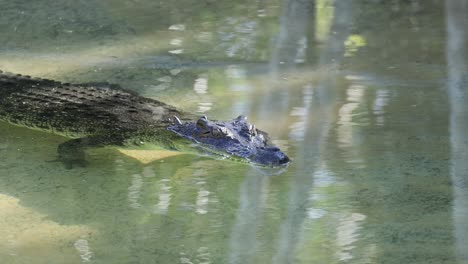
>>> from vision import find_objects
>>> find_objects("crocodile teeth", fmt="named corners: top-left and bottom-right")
top-left (173, 115), bottom-right (182, 125)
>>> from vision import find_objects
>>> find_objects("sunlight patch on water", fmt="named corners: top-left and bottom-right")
top-left (344, 74), bottom-right (371, 82)
top-left (178, 245), bottom-right (212, 264)
top-left (128, 174), bottom-right (143, 209)
top-left (313, 167), bottom-right (336, 187)
top-left (169, 49), bottom-right (184, 54)
top-left (338, 103), bottom-right (360, 124)
top-left (179, 255), bottom-right (194, 264)
top-left (337, 84), bottom-right (365, 149)
top-left (335, 213), bottom-right (367, 262)
top-left (170, 38), bottom-right (183, 46)
top-left (197, 102), bottom-right (213, 113)
top-left (346, 85), bottom-right (365, 102)
top-left (179, 247), bottom-right (213, 264)
top-left (153, 179), bottom-right (172, 214)
top-left (195, 186), bottom-right (210, 215)
top-left (194, 75), bottom-right (209, 94)
top-left (373, 89), bottom-right (390, 126)
top-left (289, 105), bottom-right (309, 141)
top-left (304, 167), bottom-right (334, 221)
top-left (289, 85), bottom-right (314, 141)
top-left (168, 24), bottom-right (186, 31)
top-left (196, 246), bottom-right (212, 264)
top-left (73, 239), bottom-right (93, 263)
top-left (306, 208), bottom-right (326, 219)
top-left (294, 37), bottom-right (308, 64)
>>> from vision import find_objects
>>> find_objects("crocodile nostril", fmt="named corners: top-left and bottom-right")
top-left (266, 147), bottom-right (280, 152)
top-left (279, 155), bottom-right (290, 164)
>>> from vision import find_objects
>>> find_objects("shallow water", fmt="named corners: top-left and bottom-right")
top-left (1, 0), bottom-right (468, 263)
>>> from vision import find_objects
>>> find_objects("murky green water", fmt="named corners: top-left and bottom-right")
top-left (1, 0), bottom-right (468, 263)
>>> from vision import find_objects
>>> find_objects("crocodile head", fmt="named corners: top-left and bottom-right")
top-left (168, 115), bottom-right (290, 167)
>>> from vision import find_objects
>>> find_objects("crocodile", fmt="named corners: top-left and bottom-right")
top-left (0, 70), bottom-right (290, 168)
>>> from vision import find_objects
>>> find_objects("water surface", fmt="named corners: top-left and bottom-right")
top-left (0, 0), bottom-right (467, 263)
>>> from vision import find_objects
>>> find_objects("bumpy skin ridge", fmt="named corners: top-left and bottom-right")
top-left (0, 70), bottom-right (188, 138)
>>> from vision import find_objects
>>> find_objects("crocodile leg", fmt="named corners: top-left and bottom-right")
top-left (57, 135), bottom-right (124, 169)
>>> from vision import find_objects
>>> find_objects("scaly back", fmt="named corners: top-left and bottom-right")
top-left (0, 70), bottom-right (185, 138)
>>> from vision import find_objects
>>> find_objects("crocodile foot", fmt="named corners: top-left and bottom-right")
top-left (54, 135), bottom-right (123, 169)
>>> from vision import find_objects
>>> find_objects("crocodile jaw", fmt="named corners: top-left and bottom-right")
top-left (168, 115), bottom-right (290, 167)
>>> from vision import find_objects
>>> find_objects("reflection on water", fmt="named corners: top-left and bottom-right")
top-left (335, 213), bottom-right (367, 262)
top-left (74, 239), bottom-right (93, 263)
top-left (446, 0), bottom-right (468, 263)
top-left (0, 0), bottom-right (465, 263)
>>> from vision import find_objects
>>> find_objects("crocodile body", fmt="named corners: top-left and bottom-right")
top-left (0, 71), bottom-right (189, 138)
top-left (0, 70), bottom-right (289, 168)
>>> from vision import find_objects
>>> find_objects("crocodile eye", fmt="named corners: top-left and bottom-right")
top-left (196, 118), bottom-right (208, 129)
top-left (197, 117), bottom-right (212, 136)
